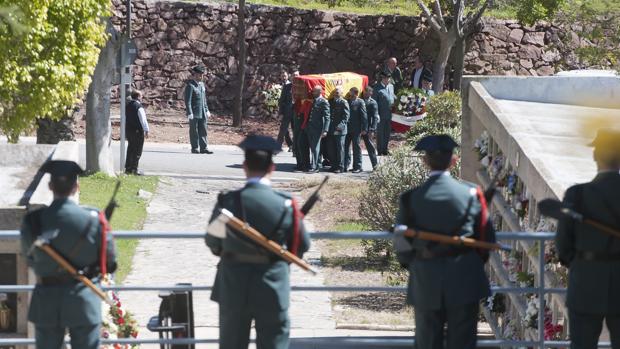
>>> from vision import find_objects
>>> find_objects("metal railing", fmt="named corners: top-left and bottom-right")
top-left (0, 230), bottom-right (612, 348)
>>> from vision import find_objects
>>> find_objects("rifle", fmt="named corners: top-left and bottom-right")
top-left (34, 230), bottom-right (114, 305)
top-left (208, 209), bottom-right (318, 275)
top-left (394, 225), bottom-right (512, 251)
top-left (301, 176), bottom-right (329, 215)
top-left (538, 199), bottom-right (620, 239)
top-left (104, 180), bottom-right (121, 220)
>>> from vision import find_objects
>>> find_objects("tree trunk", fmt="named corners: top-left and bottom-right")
top-left (85, 20), bottom-right (120, 175)
top-left (232, 0), bottom-right (246, 127)
top-left (452, 36), bottom-right (468, 91)
top-left (432, 33), bottom-right (456, 94)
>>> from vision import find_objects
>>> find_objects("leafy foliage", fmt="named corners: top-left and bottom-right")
top-left (514, 0), bottom-right (566, 25)
top-left (0, 0), bottom-right (110, 142)
top-left (358, 145), bottom-right (428, 259)
top-left (406, 90), bottom-right (462, 147)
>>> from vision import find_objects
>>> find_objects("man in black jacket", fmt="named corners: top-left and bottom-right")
top-left (125, 90), bottom-right (149, 175)
top-left (277, 71), bottom-right (294, 151)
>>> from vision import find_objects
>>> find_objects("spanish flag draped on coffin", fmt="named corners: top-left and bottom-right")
top-left (293, 72), bottom-right (369, 128)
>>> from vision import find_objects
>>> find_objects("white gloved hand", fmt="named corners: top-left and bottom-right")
top-left (188, 114), bottom-right (194, 120)
top-left (206, 111), bottom-right (211, 118)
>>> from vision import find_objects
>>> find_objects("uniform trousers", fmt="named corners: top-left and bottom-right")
top-left (344, 132), bottom-right (362, 171)
top-left (300, 130), bottom-right (322, 171)
top-left (362, 132), bottom-right (378, 168)
top-left (327, 135), bottom-right (346, 172)
top-left (36, 324), bottom-right (100, 349)
top-left (414, 302), bottom-right (479, 349)
top-left (569, 310), bottom-right (620, 349)
top-left (189, 118), bottom-right (208, 151)
top-left (277, 112), bottom-right (293, 148)
top-left (376, 114), bottom-right (392, 155)
top-left (292, 115), bottom-right (303, 169)
top-left (220, 306), bottom-right (290, 349)
top-left (125, 128), bottom-right (144, 174)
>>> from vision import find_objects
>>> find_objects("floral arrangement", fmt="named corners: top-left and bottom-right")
top-left (523, 296), bottom-right (564, 340)
top-left (101, 275), bottom-right (139, 348)
top-left (262, 84), bottom-right (282, 114)
top-left (473, 131), bottom-right (489, 160)
top-left (394, 88), bottom-right (429, 117)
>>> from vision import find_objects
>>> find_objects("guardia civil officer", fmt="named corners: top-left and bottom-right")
top-left (374, 71), bottom-right (395, 156)
top-left (20, 160), bottom-right (117, 349)
top-left (301, 85), bottom-right (330, 173)
top-left (344, 86), bottom-right (367, 173)
top-left (394, 135), bottom-right (495, 349)
top-left (361, 86), bottom-right (379, 170)
top-left (327, 86), bottom-right (350, 173)
top-left (184, 64), bottom-right (213, 154)
top-left (205, 135), bottom-right (311, 349)
top-left (556, 129), bottom-right (620, 349)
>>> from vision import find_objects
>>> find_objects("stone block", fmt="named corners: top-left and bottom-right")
top-left (508, 29), bottom-right (524, 44)
top-left (519, 59), bottom-right (533, 69)
top-left (522, 32), bottom-right (545, 46)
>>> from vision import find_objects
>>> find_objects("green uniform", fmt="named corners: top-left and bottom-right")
top-left (395, 173), bottom-right (495, 349)
top-left (184, 79), bottom-right (210, 152)
top-left (556, 171), bottom-right (620, 349)
top-left (344, 97), bottom-right (367, 171)
top-left (301, 96), bottom-right (330, 171)
top-left (374, 64), bottom-right (404, 93)
top-left (362, 96), bottom-right (379, 168)
top-left (20, 199), bottom-right (117, 349)
top-left (327, 97), bottom-right (350, 172)
top-left (374, 83), bottom-right (394, 155)
top-left (206, 180), bottom-right (311, 349)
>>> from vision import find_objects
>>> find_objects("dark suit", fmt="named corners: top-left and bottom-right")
top-left (20, 199), bottom-right (117, 349)
top-left (556, 171), bottom-right (620, 349)
top-left (277, 82), bottom-right (293, 148)
top-left (410, 67), bottom-right (432, 89)
top-left (395, 173), bottom-right (495, 349)
top-left (206, 181), bottom-right (310, 349)
top-left (125, 99), bottom-right (145, 174)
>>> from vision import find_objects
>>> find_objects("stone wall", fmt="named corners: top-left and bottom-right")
top-left (111, 0), bottom-right (576, 117)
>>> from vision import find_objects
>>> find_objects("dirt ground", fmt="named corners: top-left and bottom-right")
top-left (278, 178), bottom-right (414, 330)
top-left (73, 106), bottom-right (282, 145)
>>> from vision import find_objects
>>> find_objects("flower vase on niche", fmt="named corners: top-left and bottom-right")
top-left (0, 293), bottom-right (11, 331)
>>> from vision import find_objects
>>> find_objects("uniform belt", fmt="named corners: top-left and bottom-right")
top-left (37, 275), bottom-right (78, 286)
top-left (221, 252), bottom-right (272, 264)
top-left (576, 251), bottom-right (620, 262)
top-left (416, 249), bottom-right (469, 260)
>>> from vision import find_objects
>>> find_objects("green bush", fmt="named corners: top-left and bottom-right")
top-left (358, 145), bottom-right (428, 260)
top-left (406, 90), bottom-right (462, 147)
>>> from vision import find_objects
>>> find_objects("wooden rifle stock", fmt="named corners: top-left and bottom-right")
top-left (222, 211), bottom-right (318, 275)
top-left (398, 227), bottom-right (510, 251)
top-left (35, 243), bottom-right (114, 305)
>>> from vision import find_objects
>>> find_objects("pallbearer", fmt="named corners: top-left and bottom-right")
top-left (20, 160), bottom-right (117, 349)
top-left (393, 135), bottom-right (495, 349)
top-left (555, 129), bottom-right (620, 349)
top-left (205, 135), bottom-right (311, 349)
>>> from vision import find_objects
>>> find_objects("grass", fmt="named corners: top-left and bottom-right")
top-left (79, 173), bottom-right (159, 283)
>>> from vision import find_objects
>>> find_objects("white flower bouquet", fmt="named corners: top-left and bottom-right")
top-left (101, 275), bottom-right (140, 348)
top-left (262, 83), bottom-right (282, 114)
top-left (393, 88), bottom-right (429, 118)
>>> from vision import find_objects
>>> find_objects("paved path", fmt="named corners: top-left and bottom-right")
top-left (120, 175), bottom-right (337, 345)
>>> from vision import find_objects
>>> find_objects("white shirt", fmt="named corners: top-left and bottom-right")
top-left (137, 107), bottom-right (149, 133)
top-left (429, 170), bottom-right (450, 177)
top-left (247, 177), bottom-right (271, 186)
top-left (413, 68), bottom-right (423, 89)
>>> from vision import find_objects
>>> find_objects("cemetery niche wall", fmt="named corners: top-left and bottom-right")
top-left (461, 75), bottom-right (620, 342)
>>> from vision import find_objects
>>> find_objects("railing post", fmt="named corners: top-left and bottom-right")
top-left (538, 238), bottom-right (546, 348)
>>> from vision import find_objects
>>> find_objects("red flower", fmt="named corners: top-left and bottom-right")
top-left (131, 331), bottom-right (138, 338)
top-left (118, 317), bottom-right (125, 325)
top-left (117, 309), bottom-right (123, 316)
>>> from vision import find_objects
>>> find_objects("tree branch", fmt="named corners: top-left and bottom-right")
top-left (463, 0), bottom-right (491, 35)
top-left (416, 0), bottom-right (444, 33)
top-left (454, 0), bottom-right (466, 38)
top-left (432, 0), bottom-right (447, 31)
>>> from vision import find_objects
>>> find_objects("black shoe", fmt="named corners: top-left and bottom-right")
top-left (332, 169), bottom-right (342, 174)
top-left (352, 168), bottom-right (362, 173)
top-left (200, 149), bottom-right (214, 154)
top-left (306, 168), bottom-right (319, 173)
top-left (191, 149), bottom-right (199, 154)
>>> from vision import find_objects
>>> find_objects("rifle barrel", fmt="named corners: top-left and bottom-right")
top-left (402, 228), bottom-right (510, 251)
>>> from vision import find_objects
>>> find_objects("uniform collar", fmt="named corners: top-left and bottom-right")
top-left (247, 177), bottom-right (271, 187)
top-left (429, 170), bottom-right (450, 177)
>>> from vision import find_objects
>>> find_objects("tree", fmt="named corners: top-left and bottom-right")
top-left (0, 0), bottom-right (109, 143)
top-left (416, 0), bottom-right (565, 92)
top-left (232, 0), bottom-right (247, 127)
top-left (85, 20), bottom-right (121, 175)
